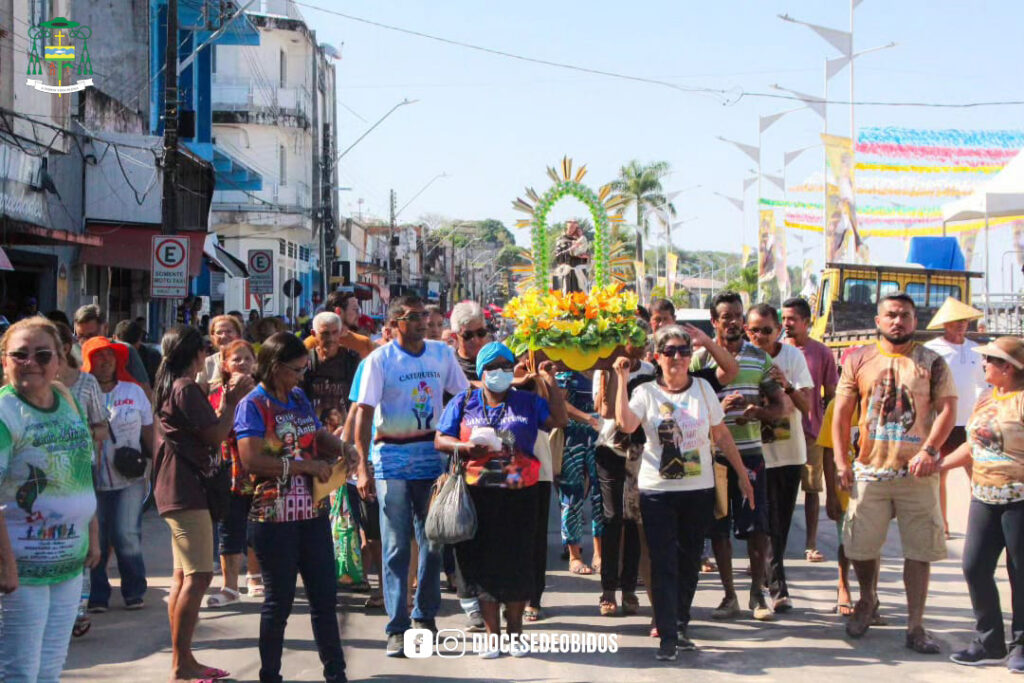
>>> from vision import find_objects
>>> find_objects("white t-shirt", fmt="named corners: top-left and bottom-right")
top-left (96, 381), bottom-right (154, 491)
top-left (924, 336), bottom-right (987, 426)
top-left (628, 377), bottom-right (723, 492)
top-left (355, 340), bottom-right (469, 480)
top-left (593, 362), bottom-right (656, 450)
top-left (762, 343), bottom-right (813, 469)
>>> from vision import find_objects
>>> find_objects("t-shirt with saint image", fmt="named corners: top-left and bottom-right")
top-left (628, 377), bottom-right (724, 492)
top-left (966, 388), bottom-right (1024, 504)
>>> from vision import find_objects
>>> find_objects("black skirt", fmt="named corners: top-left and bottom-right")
top-left (454, 485), bottom-right (539, 603)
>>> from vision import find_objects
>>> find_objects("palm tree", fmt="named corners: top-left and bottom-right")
top-left (610, 160), bottom-right (675, 271)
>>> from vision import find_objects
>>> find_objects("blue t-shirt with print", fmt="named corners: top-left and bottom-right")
top-left (355, 340), bottom-right (469, 480)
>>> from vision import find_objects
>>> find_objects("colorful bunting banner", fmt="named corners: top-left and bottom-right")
top-left (857, 142), bottom-right (1018, 162)
top-left (858, 127), bottom-right (1024, 149)
top-left (858, 161), bottom-right (1004, 173)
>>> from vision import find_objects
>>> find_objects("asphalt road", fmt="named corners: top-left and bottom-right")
top-left (64, 468), bottom-right (1013, 682)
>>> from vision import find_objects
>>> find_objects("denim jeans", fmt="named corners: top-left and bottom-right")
top-left (640, 488), bottom-right (715, 648)
top-left (249, 515), bottom-right (346, 683)
top-left (0, 574), bottom-right (82, 682)
top-left (90, 478), bottom-right (148, 605)
top-left (962, 498), bottom-right (1024, 654)
top-left (377, 477), bottom-right (441, 635)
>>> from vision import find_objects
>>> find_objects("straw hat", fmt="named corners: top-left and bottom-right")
top-left (926, 297), bottom-right (984, 330)
top-left (972, 336), bottom-right (1024, 370)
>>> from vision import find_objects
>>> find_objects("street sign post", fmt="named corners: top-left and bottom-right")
top-left (248, 249), bottom-right (274, 294)
top-left (151, 235), bottom-right (189, 298)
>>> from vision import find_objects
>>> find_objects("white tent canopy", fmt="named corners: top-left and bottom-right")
top-left (942, 147), bottom-right (1024, 223)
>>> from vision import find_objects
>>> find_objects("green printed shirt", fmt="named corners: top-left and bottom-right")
top-left (691, 342), bottom-right (777, 453)
top-left (0, 385), bottom-right (96, 585)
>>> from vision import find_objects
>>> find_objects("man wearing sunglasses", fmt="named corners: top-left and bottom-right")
top-left (449, 301), bottom-right (491, 382)
top-left (352, 295), bottom-right (469, 656)
top-left (694, 291), bottom-right (787, 622)
top-left (745, 304), bottom-right (814, 613)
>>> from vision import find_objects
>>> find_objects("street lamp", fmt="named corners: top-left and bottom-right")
top-left (336, 98), bottom-right (418, 162)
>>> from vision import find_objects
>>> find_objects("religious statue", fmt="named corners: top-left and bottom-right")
top-left (551, 219), bottom-right (591, 293)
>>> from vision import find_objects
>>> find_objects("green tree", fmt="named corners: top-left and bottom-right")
top-left (726, 264), bottom-right (758, 297)
top-left (609, 160), bottom-right (675, 267)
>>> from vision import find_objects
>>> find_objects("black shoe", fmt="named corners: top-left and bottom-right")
top-left (86, 602), bottom-right (108, 614)
top-left (950, 642), bottom-right (1007, 666)
top-left (655, 641), bottom-right (678, 661)
top-left (1007, 644), bottom-right (1024, 673)
top-left (413, 618), bottom-right (438, 633)
top-left (676, 628), bottom-right (697, 652)
top-left (386, 633), bottom-right (406, 657)
top-left (466, 611), bottom-right (485, 632)
top-left (124, 598), bottom-right (145, 610)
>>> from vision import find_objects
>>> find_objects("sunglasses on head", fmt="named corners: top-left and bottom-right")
top-left (747, 326), bottom-right (776, 336)
top-left (659, 345), bottom-right (692, 359)
top-left (5, 349), bottom-right (56, 366)
top-left (461, 329), bottom-right (488, 341)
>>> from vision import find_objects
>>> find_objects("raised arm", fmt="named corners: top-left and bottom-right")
top-left (683, 324), bottom-right (738, 385)
top-left (611, 357), bottom-right (642, 434)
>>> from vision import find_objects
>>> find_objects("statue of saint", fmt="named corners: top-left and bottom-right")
top-left (551, 219), bottom-right (591, 293)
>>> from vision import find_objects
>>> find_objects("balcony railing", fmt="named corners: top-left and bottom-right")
top-left (212, 75), bottom-right (311, 123)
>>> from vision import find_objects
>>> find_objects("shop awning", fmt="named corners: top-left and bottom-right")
top-left (81, 224), bottom-right (205, 276)
top-left (203, 234), bottom-right (248, 277)
top-left (2, 223), bottom-right (103, 247)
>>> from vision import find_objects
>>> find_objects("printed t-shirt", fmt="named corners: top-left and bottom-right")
top-left (836, 342), bottom-right (957, 480)
top-left (692, 341), bottom-right (776, 454)
top-left (628, 377), bottom-right (724, 492)
top-left (966, 388), bottom-right (1024, 504)
top-left (437, 388), bottom-right (550, 487)
top-left (355, 340), bottom-right (469, 480)
top-left (0, 385), bottom-right (96, 585)
top-left (788, 337), bottom-right (837, 439)
top-left (235, 385), bottom-right (325, 522)
top-left (924, 336), bottom-right (988, 426)
top-left (761, 343), bottom-right (813, 469)
top-left (95, 381), bottom-right (153, 491)
top-left (210, 385), bottom-right (252, 496)
top-left (303, 346), bottom-right (361, 416)
top-left (153, 378), bottom-right (220, 515)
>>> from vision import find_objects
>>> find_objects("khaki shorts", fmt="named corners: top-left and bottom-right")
top-left (164, 509), bottom-right (214, 575)
top-left (801, 443), bottom-right (825, 493)
top-left (842, 475), bottom-right (947, 563)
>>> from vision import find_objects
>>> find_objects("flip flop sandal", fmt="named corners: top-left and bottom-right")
top-left (364, 593), bottom-right (384, 609)
top-left (205, 588), bottom-right (240, 608)
top-left (833, 602), bottom-right (855, 617)
top-left (72, 616), bottom-right (91, 638)
top-left (246, 575), bottom-right (265, 598)
top-left (523, 607), bottom-right (541, 622)
top-left (805, 549), bottom-right (826, 563)
top-left (600, 599), bottom-right (617, 616)
top-left (621, 593), bottom-right (640, 616)
top-left (198, 667), bottom-right (231, 680)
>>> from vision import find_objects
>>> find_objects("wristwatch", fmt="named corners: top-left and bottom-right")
top-left (923, 445), bottom-right (940, 459)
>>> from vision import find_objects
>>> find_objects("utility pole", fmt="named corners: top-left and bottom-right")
top-left (159, 0), bottom-right (179, 334)
top-left (388, 189), bottom-right (397, 295)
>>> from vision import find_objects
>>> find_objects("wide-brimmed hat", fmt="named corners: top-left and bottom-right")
top-left (80, 337), bottom-right (138, 384)
top-left (971, 336), bottom-right (1024, 370)
top-left (926, 297), bottom-right (984, 330)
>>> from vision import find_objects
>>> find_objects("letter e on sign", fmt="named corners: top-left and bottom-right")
top-left (151, 235), bottom-right (190, 298)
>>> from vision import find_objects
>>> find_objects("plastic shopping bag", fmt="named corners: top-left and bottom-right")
top-left (330, 486), bottom-right (364, 585)
top-left (425, 459), bottom-right (477, 545)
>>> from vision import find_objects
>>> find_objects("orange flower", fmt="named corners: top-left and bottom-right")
top-left (585, 305), bottom-right (598, 320)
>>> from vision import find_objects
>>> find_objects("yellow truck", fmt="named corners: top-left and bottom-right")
top-left (809, 261), bottom-right (984, 357)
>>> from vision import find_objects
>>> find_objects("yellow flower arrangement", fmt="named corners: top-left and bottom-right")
top-left (504, 282), bottom-right (645, 360)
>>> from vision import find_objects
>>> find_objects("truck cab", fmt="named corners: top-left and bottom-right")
top-left (810, 261), bottom-right (982, 357)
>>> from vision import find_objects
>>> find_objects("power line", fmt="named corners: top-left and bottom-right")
top-left (293, 0), bottom-right (1024, 110)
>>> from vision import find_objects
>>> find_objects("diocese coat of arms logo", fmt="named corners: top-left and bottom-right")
top-left (26, 16), bottom-right (93, 96)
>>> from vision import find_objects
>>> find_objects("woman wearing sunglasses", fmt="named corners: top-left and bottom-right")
top-left (435, 342), bottom-right (567, 657)
top-left (0, 317), bottom-right (100, 681)
top-left (613, 325), bottom-right (754, 661)
top-left (942, 337), bottom-right (1024, 673)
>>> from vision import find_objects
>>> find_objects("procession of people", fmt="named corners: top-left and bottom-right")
top-left (0, 287), bottom-right (1021, 682)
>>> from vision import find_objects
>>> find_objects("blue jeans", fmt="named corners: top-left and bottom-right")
top-left (0, 574), bottom-right (82, 682)
top-left (249, 515), bottom-right (346, 683)
top-left (377, 477), bottom-right (441, 635)
top-left (90, 478), bottom-right (148, 605)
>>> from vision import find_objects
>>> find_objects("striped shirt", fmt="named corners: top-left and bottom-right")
top-left (692, 341), bottom-right (777, 452)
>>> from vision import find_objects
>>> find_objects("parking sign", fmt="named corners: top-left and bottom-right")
top-left (151, 236), bottom-right (189, 298)
top-left (248, 249), bottom-right (274, 295)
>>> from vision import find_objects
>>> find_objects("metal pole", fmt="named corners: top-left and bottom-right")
top-left (985, 210), bottom-right (991, 317)
top-left (823, 58), bottom-right (829, 267)
top-left (849, 0), bottom-right (855, 143)
top-left (159, 0), bottom-right (179, 335)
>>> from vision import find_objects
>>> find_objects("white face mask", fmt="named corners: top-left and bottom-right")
top-left (483, 369), bottom-right (514, 393)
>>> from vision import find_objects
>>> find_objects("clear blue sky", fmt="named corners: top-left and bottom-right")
top-left (299, 0), bottom-right (1024, 280)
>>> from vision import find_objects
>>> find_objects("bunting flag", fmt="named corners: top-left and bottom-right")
top-left (758, 209), bottom-right (776, 283)
top-left (784, 215), bottom-right (1024, 237)
top-left (858, 127), bottom-right (1024, 148)
top-left (789, 177), bottom-right (975, 198)
top-left (858, 161), bottom-right (1003, 174)
top-left (762, 198), bottom-right (943, 218)
top-left (857, 142), bottom-right (1018, 162)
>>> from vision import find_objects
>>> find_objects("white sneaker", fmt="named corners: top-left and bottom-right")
top-left (478, 647), bottom-right (500, 659)
top-left (510, 643), bottom-right (529, 658)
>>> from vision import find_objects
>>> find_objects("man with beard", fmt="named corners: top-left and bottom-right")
top-left (693, 291), bottom-right (787, 621)
top-left (832, 292), bottom-right (957, 653)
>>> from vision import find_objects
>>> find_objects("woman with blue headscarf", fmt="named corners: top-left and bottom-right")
top-left (435, 342), bottom-right (566, 657)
